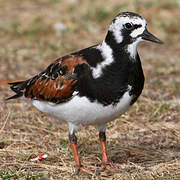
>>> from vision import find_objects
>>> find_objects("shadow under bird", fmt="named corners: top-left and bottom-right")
top-left (7, 12), bottom-right (163, 174)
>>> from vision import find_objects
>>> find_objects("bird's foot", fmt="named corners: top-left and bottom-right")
top-left (73, 165), bottom-right (95, 175)
top-left (96, 162), bottom-right (119, 174)
top-left (73, 163), bottom-right (119, 175)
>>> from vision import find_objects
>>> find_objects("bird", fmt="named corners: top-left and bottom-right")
top-left (7, 12), bottom-right (163, 174)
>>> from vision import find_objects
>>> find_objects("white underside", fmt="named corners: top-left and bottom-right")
top-left (31, 90), bottom-right (133, 133)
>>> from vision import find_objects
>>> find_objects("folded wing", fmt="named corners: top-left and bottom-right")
top-left (8, 55), bottom-right (88, 104)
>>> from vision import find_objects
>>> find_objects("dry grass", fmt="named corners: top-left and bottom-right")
top-left (0, 0), bottom-right (180, 179)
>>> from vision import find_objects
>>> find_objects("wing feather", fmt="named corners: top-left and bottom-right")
top-left (8, 55), bottom-right (88, 103)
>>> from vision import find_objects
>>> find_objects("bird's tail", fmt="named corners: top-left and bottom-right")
top-left (6, 80), bottom-right (28, 100)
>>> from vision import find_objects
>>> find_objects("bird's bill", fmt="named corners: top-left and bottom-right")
top-left (142, 29), bottom-right (163, 44)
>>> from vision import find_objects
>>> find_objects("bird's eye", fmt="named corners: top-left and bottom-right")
top-left (125, 23), bottom-right (133, 30)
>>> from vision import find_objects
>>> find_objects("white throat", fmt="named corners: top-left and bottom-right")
top-left (126, 37), bottom-right (142, 59)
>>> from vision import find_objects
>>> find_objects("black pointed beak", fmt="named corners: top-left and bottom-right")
top-left (142, 29), bottom-right (163, 44)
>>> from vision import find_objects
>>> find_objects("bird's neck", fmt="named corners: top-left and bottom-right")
top-left (104, 30), bottom-right (138, 60)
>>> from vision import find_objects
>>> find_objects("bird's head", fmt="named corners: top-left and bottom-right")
top-left (107, 12), bottom-right (163, 46)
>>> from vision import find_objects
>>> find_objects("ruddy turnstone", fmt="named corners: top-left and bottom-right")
top-left (7, 12), bottom-right (163, 174)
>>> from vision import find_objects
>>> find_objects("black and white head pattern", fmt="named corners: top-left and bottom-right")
top-left (109, 12), bottom-right (147, 45)
top-left (92, 12), bottom-right (147, 78)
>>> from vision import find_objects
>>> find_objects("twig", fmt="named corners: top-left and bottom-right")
top-left (0, 111), bottom-right (10, 133)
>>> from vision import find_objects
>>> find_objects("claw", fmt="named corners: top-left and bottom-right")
top-left (73, 165), bottom-right (96, 175)
top-left (96, 161), bottom-right (119, 174)
top-left (73, 165), bottom-right (81, 175)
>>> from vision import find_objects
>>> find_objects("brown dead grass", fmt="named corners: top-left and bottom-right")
top-left (0, 0), bottom-right (180, 179)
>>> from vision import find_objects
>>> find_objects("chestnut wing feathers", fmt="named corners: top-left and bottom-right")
top-left (8, 55), bottom-right (88, 104)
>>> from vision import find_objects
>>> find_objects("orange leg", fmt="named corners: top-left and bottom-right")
top-left (99, 131), bottom-right (109, 164)
top-left (98, 131), bottom-right (118, 173)
top-left (69, 133), bottom-right (94, 175)
top-left (70, 143), bottom-right (81, 167)
top-left (69, 133), bottom-right (82, 174)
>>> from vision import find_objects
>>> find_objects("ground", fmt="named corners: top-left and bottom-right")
top-left (0, 0), bottom-right (180, 179)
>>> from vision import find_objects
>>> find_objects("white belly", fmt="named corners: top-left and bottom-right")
top-left (31, 91), bottom-right (133, 130)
